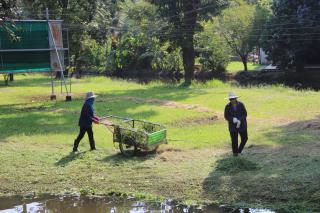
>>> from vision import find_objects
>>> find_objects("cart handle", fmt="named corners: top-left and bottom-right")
top-left (100, 115), bottom-right (133, 122)
top-left (100, 115), bottom-right (163, 127)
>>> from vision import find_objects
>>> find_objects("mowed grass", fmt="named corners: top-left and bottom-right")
top-left (227, 61), bottom-right (266, 73)
top-left (1, 74), bottom-right (320, 212)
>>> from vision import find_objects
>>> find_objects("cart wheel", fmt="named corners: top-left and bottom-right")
top-left (119, 136), bottom-right (137, 157)
top-left (149, 145), bottom-right (159, 154)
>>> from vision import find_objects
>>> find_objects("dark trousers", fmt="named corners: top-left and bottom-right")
top-left (73, 126), bottom-right (96, 151)
top-left (230, 130), bottom-right (248, 154)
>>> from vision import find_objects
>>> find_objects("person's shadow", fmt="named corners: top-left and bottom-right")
top-left (55, 151), bottom-right (88, 167)
top-left (97, 150), bottom-right (158, 166)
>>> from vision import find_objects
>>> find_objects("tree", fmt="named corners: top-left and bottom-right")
top-left (0, 0), bottom-right (16, 22)
top-left (216, 1), bottom-right (268, 71)
top-left (148, 0), bottom-right (228, 84)
top-left (105, 0), bottom-right (160, 72)
top-left (196, 19), bottom-right (231, 72)
top-left (261, 0), bottom-right (320, 71)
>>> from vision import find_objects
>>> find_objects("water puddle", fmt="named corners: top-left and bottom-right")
top-left (0, 195), bottom-right (276, 213)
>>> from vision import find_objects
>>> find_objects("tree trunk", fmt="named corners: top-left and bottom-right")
top-left (241, 55), bottom-right (248, 71)
top-left (295, 50), bottom-right (305, 72)
top-left (181, 0), bottom-right (198, 84)
top-left (9, 73), bottom-right (14, 81)
top-left (182, 39), bottom-right (195, 84)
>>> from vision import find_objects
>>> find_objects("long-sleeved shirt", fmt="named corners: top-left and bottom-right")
top-left (224, 101), bottom-right (247, 132)
top-left (78, 99), bottom-right (94, 128)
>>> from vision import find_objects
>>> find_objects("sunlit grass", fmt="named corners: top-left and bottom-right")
top-left (1, 74), bottom-right (320, 212)
top-left (227, 61), bottom-right (266, 73)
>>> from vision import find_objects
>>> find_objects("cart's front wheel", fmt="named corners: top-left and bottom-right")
top-left (149, 145), bottom-right (159, 153)
top-left (119, 136), bottom-right (137, 157)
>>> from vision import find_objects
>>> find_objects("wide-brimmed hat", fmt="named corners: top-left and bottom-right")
top-left (85, 92), bottom-right (97, 100)
top-left (225, 92), bottom-right (239, 100)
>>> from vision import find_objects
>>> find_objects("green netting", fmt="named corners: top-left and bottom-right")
top-left (0, 21), bottom-right (60, 73)
top-left (0, 22), bottom-right (49, 49)
top-left (0, 51), bottom-right (51, 73)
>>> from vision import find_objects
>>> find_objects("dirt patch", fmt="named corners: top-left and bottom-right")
top-left (247, 116), bottom-right (295, 127)
top-left (299, 119), bottom-right (320, 131)
top-left (171, 115), bottom-right (219, 126)
top-left (247, 141), bottom-right (320, 157)
top-left (50, 108), bottom-right (78, 114)
top-left (157, 147), bottom-right (182, 154)
top-left (27, 93), bottom-right (86, 102)
top-left (154, 146), bottom-right (228, 163)
top-left (120, 96), bottom-right (215, 113)
top-left (12, 105), bottom-right (49, 112)
top-left (51, 108), bottom-right (69, 113)
top-left (9, 105), bottom-right (78, 114)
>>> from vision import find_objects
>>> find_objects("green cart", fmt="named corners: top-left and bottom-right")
top-left (100, 115), bottom-right (167, 157)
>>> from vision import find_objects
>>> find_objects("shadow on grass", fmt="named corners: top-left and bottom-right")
top-left (98, 150), bottom-right (157, 166)
top-left (0, 97), bottom-right (161, 141)
top-left (202, 116), bottom-right (320, 212)
top-left (214, 156), bottom-right (260, 174)
top-left (0, 103), bottom-right (78, 141)
top-left (98, 84), bottom-right (209, 103)
top-left (0, 75), bottom-right (211, 140)
top-left (263, 115), bottom-right (320, 145)
top-left (55, 151), bottom-right (88, 167)
top-left (0, 74), bottom-right (58, 88)
top-left (202, 153), bottom-right (320, 212)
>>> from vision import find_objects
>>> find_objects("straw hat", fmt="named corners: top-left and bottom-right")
top-left (225, 92), bottom-right (239, 100)
top-left (85, 92), bottom-right (97, 100)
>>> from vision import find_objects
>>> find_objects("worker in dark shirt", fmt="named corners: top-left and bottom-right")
top-left (73, 92), bottom-right (99, 152)
top-left (224, 92), bottom-right (248, 156)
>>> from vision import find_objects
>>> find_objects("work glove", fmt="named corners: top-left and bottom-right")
top-left (236, 120), bottom-right (241, 128)
top-left (233, 117), bottom-right (238, 123)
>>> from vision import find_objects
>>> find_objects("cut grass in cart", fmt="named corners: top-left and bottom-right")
top-left (99, 115), bottom-right (167, 157)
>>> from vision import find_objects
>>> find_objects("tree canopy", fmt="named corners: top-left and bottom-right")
top-left (214, 0), bottom-right (270, 71)
top-left (148, 0), bottom-right (229, 83)
top-left (261, 0), bottom-right (320, 71)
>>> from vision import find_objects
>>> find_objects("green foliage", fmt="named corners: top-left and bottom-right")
top-left (196, 20), bottom-right (231, 72)
top-left (104, 0), bottom-right (180, 74)
top-left (151, 42), bottom-right (183, 72)
top-left (78, 36), bottom-right (108, 73)
top-left (80, 187), bottom-right (96, 195)
top-left (148, 0), bottom-right (229, 44)
top-left (2, 0), bottom-right (272, 78)
top-left (107, 32), bottom-right (154, 71)
top-left (216, 1), bottom-right (269, 71)
top-left (261, 0), bottom-right (320, 70)
top-left (227, 61), bottom-right (265, 73)
top-left (104, 1), bottom-right (183, 75)
top-left (148, 0), bottom-right (229, 83)
top-left (219, 3), bottom-right (256, 56)
top-left (122, 0), bottom-right (162, 34)
top-left (0, 0), bottom-right (17, 21)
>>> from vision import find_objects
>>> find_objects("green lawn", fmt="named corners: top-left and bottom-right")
top-left (0, 74), bottom-right (320, 212)
top-left (227, 61), bottom-right (266, 73)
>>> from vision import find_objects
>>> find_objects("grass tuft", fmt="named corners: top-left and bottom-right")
top-left (215, 156), bottom-right (260, 173)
